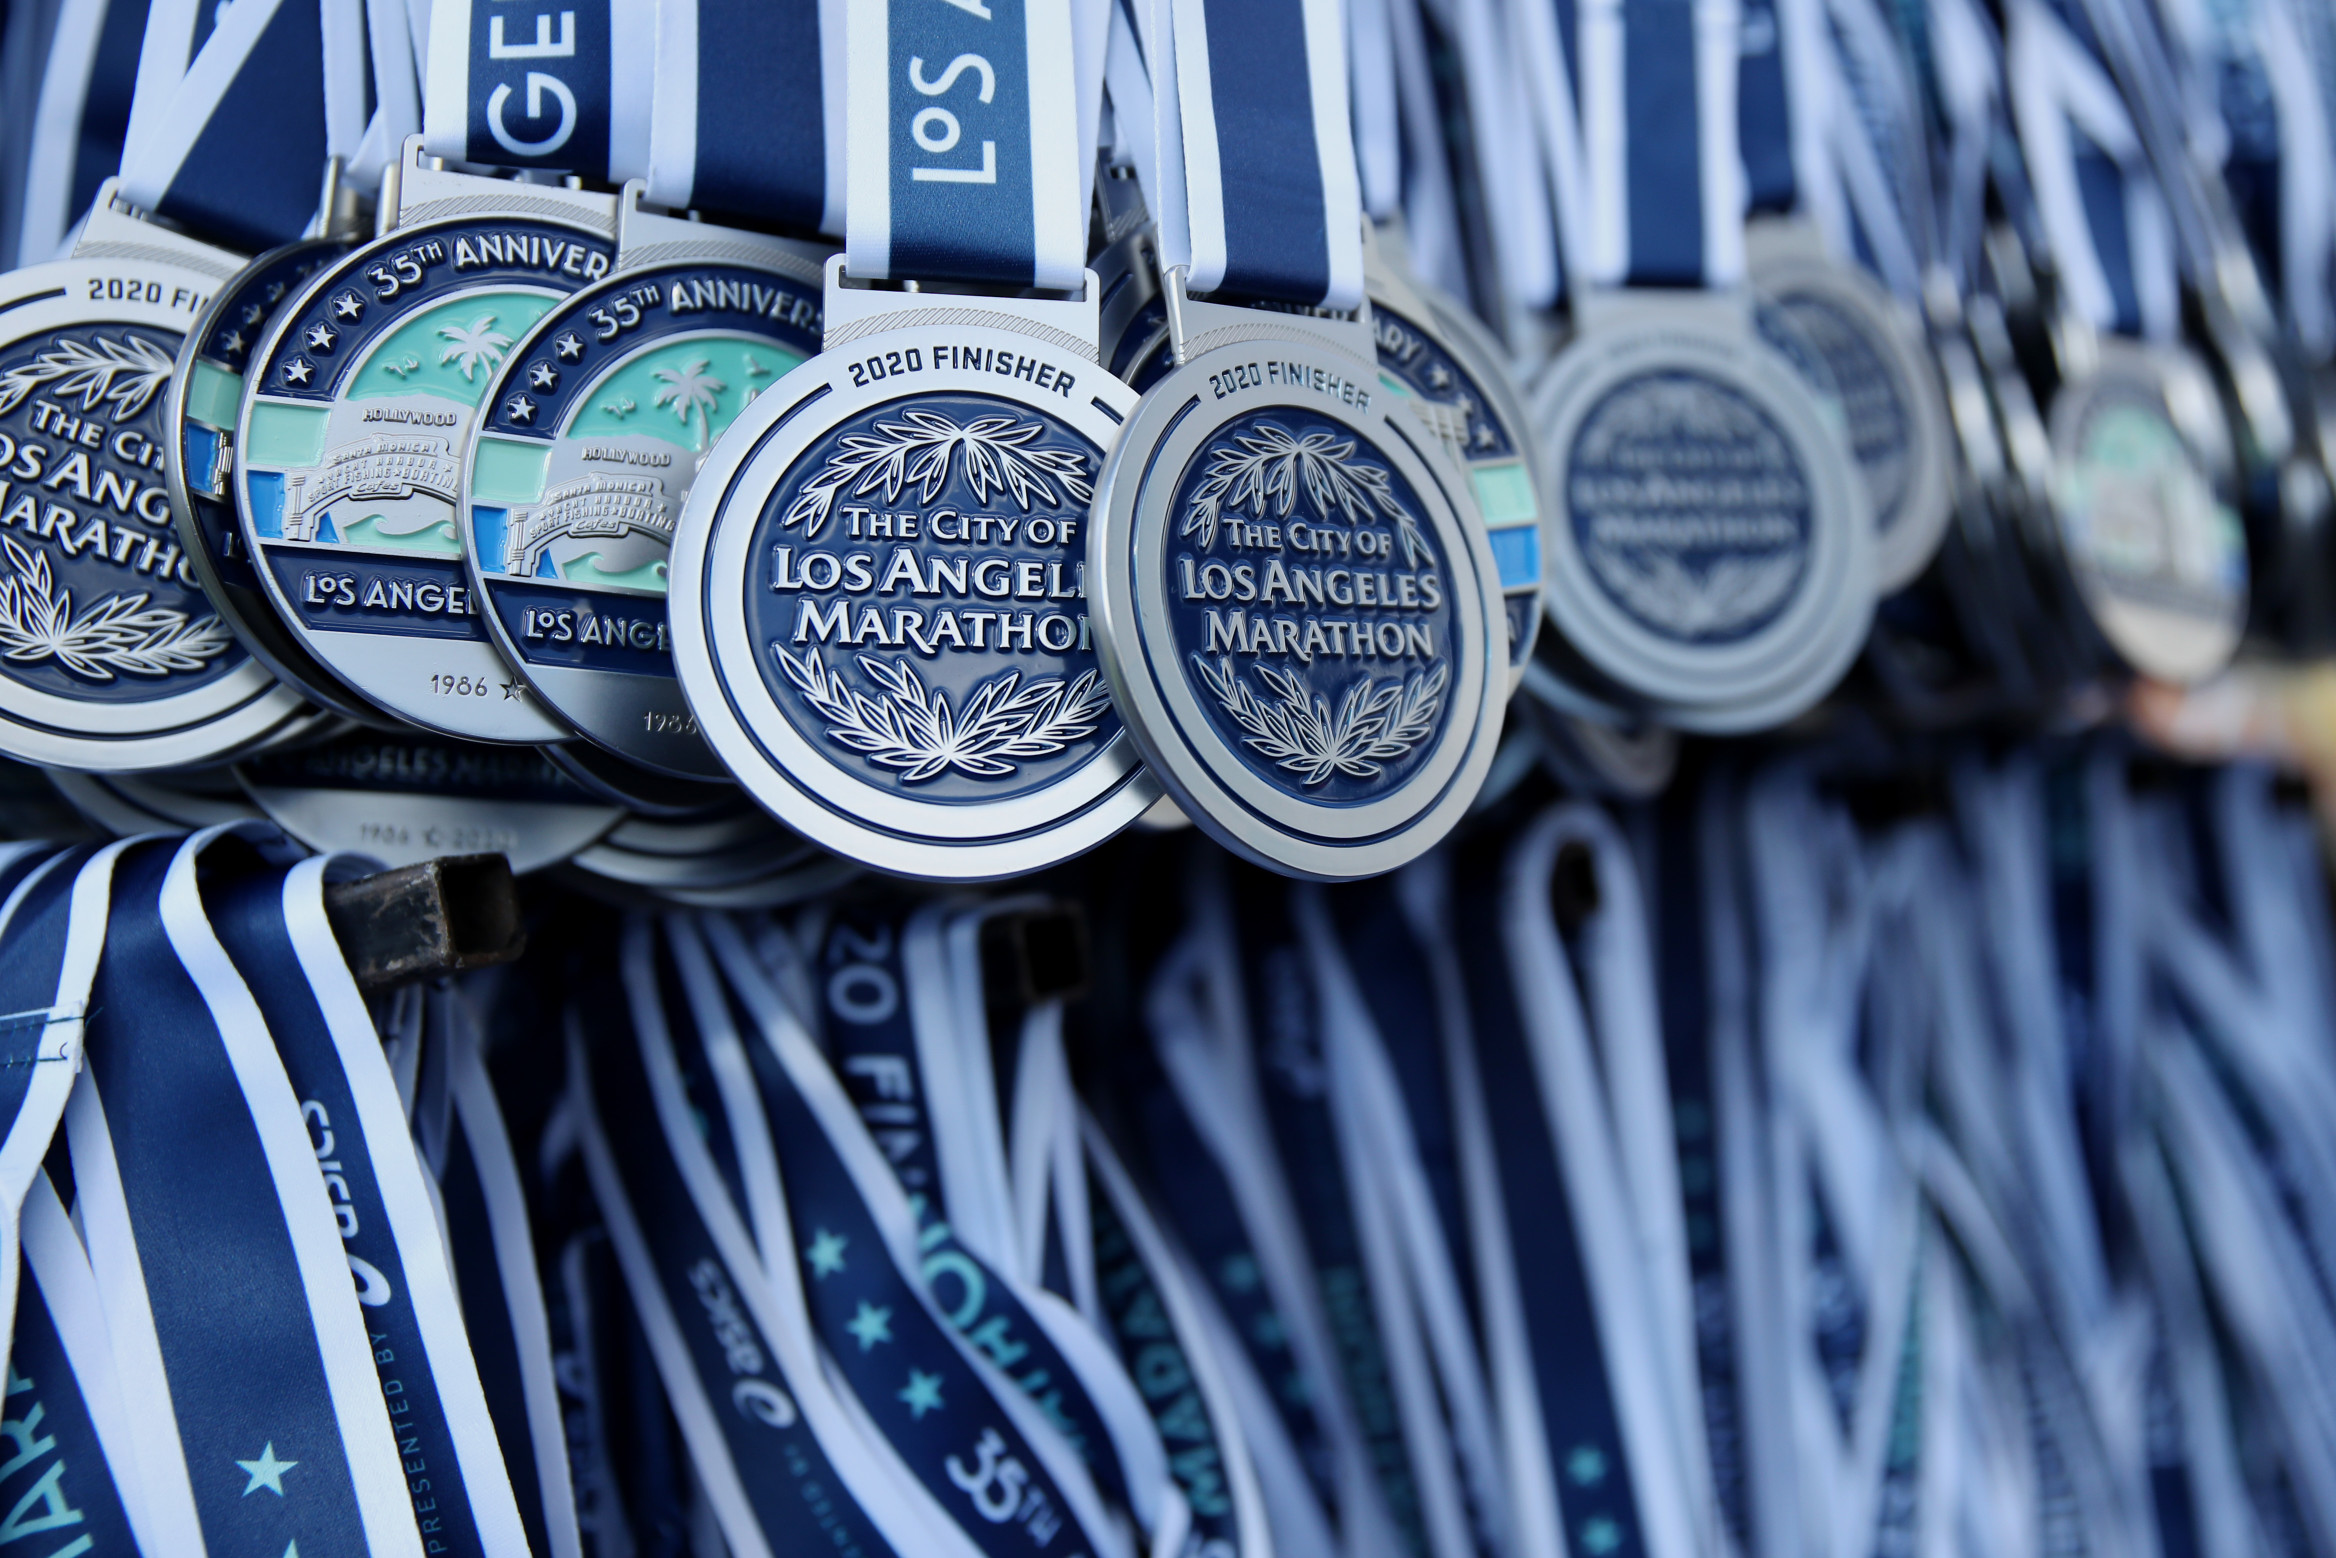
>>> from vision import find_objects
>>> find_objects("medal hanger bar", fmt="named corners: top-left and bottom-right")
top-left (820, 254), bottom-right (1105, 360)
top-left (1158, 264), bottom-right (1376, 368)
top-left (382, 134), bottom-right (620, 234)
top-left (610, 183), bottom-right (828, 281)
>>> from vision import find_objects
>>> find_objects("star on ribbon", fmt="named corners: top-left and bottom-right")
top-left (237, 1443), bottom-right (298, 1496)
top-left (899, 1370), bottom-right (944, 1420)
top-left (847, 1302), bottom-right (893, 1351)
top-left (807, 1229), bottom-right (848, 1278)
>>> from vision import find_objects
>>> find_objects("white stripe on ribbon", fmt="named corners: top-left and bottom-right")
top-left (283, 858), bottom-right (538, 1558)
top-left (17, 0), bottom-right (111, 265)
top-left (160, 828), bottom-right (427, 1558)
top-left (119, 0), bottom-right (368, 224)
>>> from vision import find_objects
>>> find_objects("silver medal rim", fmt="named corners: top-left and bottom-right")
top-left (1088, 341), bottom-right (1506, 880)
top-left (168, 237), bottom-right (387, 727)
top-left (1531, 315), bottom-right (1874, 704)
top-left (670, 324), bottom-right (1160, 882)
top-left (1370, 279), bottom-right (1548, 687)
top-left (233, 214), bottom-right (610, 747)
top-left (0, 258), bottom-right (310, 768)
top-left (1748, 244), bottom-right (1956, 595)
top-left (2046, 339), bottom-right (2246, 686)
top-left (235, 763), bottom-right (627, 873)
top-left (457, 262), bottom-right (819, 781)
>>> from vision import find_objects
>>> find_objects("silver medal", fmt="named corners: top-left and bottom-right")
top-left (670, 263), bottom-right (1160, 880)
top-left (2046, 337), bottom-right (2247, 684)
top-left (461, 193), bottom-right (828, 778)
top-left (1748, 222), bottom-right (1957, 594)
top-left (1087, 292), bottom-right (1506, 880)
top-left (234, 729), bottom-right (625, 872)
top-left (0, 188), bottom-right (311, 768)
top-left (1531, 292), bottom-right (1876, 732)
top-left (1369, 234), bottom-right (1549, 686)
top-left (232, 144), bottom-right (618, 742)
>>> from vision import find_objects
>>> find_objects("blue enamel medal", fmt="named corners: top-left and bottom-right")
top-left (233, 143), bottom-right (618, 743)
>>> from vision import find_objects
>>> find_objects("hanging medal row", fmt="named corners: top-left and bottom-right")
top-left (0, 0), bottom-right (2325, 886)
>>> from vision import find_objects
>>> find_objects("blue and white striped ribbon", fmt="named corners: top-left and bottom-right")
top-left (67, 827), bottom-right (429, 1558)
top-left (10, 0), bottom-right (153, 266)
top-left (115, 0), bottom-right (367, 250)
top-left (423, 987), bottom-right (587, 1558)
top-left (644, 0), bottom-right (842, 236)
top-left (681, 913), bottom-right (1136, 1558)
top-left (2004, 0), bottom-right (2177, 338)
top-left (14, 1169), bottom-right (153, 1558)
top-left (1152, 0), bottom-right (1365, 309)
top-left (845, 0), bottom-right (1093, 291)
top-left (203, 851), bottom-right (536, 1558)
top-left (1580, 0), bottom-right (1749, 286)
top-left (421, 0), bottom-right (653, 183)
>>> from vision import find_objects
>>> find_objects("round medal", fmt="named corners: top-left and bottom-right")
top-left (2046, 341), bottom-right (2247, 685)
top-left (1531, 304), bottom-right (1875, 729)
top-left (671, 322), bottom-right (1159, 880)
top-left (1370, 281), bottom-right (1548, 684)
top-left (234, 730), bottom-right (625, 871)
top-left (169, 235), bottom-right (387, 723)
top-left (234, 210), bottom-right (616, 742)
top-left (1088, 338), bottom-right (1507, 880)
top-left (1748, 226), bottom-right (1956, 595)
top-left (0, 241), bottom-right (310, 768)
top-left (462, 253), bottom-right (825, 778)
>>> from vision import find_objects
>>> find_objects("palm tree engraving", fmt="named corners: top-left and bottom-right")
top-left (437, 314), bottom-right (514, 382)
top-left (651, 358), bottom-right (727, 450)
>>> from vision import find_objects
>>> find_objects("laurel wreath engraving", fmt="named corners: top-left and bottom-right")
top-left (775, 646), bottom-right (1109, 781)
top-left (0, 537), bottom-right (230, 680)
top-left (1193, 655), bottom-right (1446, 785)
top-left (1585, 543), bottom-right (1804, 638)
top-left (0, 334), bottom-right (175, 422)
top-left (781, 410), bottom-right (1093, 542)
top-left (1184, 422), bottom-right (1428, 565)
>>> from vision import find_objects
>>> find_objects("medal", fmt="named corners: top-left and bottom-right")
top-left (460, 0), bottom-right (838, 781)
top-left (234, 728), bottom-right (625, 872)
top-left (1525, 0), bottom-right (1876, 734)
top-left (2003, 0), bottom-right (2249, 686)
top-left (233, 140), bottom-right (619, 743)
top-left (1087, 0), bottom-right (1506, 882)
top-left (670, 0), bottom-right (1156, 881)
top-left (1369, 231), bottom-right (1550, 685)
top-left (0, 0), bottom-right (376, 769)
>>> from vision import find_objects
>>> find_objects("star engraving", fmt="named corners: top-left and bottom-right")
top-left (506, 395), bottom-right (537, 425)
top-left (305, 322), bottom-right (336, 352)
top-left (899, 1370), bottom-right (944, 1420)
top-left (237, 1443), bottom-right (298, 1496)
top-left (282, 358), bottom-right (314, 386)
top-left (846, 1302), bottom-right (893, 1351)
top-left (554, 332), bottom-right (584, 362)
top-left (527, 360), bottom-right (557, 391)
top-left (501, 680), bottom-right (524, 699)
top-left (331, 291), bottom-right (364, 322)
top-left (807, 1229), bottom-right (848, 1278)
top-left (218, 328), bottom-right (247, 357)
top-left (241, 302), bottom-right (266, 327)
top-left (263, 281), bottom-right (287, 305)
top-left (1427, 363), bottom-right (1454, 391)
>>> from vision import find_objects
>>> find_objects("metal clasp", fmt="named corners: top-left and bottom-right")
top-left (1161, 264), bottom-right (1376, 367)
top-left (820, 257), bottom-right (1103, 361)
